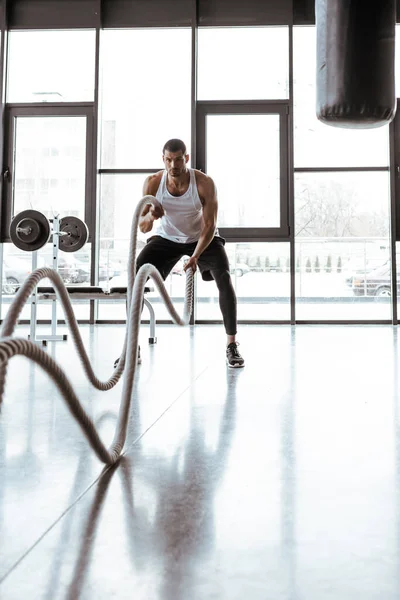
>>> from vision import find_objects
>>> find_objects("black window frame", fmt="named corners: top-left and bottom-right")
top-left (1, 103), bottom-right (96, 243)
top-left (196, 100), bottom-right (290, 242)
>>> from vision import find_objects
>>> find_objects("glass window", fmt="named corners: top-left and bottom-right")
top-left (206, 114), bottom-right (280, 228)
top-left (99, 173), bottom-right (153, 252)
top-left (100, 29), bottom-right (192, 169)
top-left (7, 30), bottom-right (96, 102)
top-left (196, 242), bottom-right (290, 321)
top-left (293, 27), bottom-right (390, 168)
top-left (1, 244), bottom-right (36, 321)
top-left (98, 175), bottom-right (290, 322)
top-left (2, 113), bottom-right (91, 322)
top-left (99, 240), bottom-right (291, 322)
top-left (295, 172), bottom-right (391, 320)
top-left (198, 27), bottom-right (289, 100)
top-left (12, 116), bottom-right (87, 221)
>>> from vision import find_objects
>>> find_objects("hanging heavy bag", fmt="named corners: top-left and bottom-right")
top-left (316, 0), bottom-right (396, 128)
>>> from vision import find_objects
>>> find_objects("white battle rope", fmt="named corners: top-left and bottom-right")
top-left (0, 195), bottom-right (194, 464)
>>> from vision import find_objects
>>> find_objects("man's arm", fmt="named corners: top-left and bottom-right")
top-left (184, 175), bottom-right (218, 272)
top-left (139, 174), bottom-right (164, 234)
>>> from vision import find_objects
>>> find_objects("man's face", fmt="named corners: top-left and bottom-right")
top-left (163, 150), bottom-right (189, 178)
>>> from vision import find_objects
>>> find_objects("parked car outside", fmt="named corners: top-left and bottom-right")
top-left (351, 262), bottom-right (392, 297)
top-left (76, 252), bottom-right (121, 281)
top-left (39, 253), bottom-right (119, 285)
top-left (345, 259), bottom-right (389, 288)
top-left (39, 254), bottom-right (80, 284)
top-left (2, 256), bottom-right (32, 294)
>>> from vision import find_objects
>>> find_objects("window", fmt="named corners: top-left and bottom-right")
top-left (11, 115), bottom-right (87, 221)
top-left (198, 27), bottom-right (289, 100)
top-left (7, 30), bottom-right (96, 102)
top-left (295, 172), bottom-right (391, 320)
top-left (196, 103), bottom-right (289, 239)
top-left (205, 113), bottom-right (281, 228)
top-left (293, 27), bottom-right (390, 168)
top-left (100, 29), bottom-right (192, 169)
top-left (196, 242), bottom-right (290, 322)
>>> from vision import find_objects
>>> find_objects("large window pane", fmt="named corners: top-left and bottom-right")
top-left (198, 27), bottom-right (289, 100)
top-left (206, 114), bottom-right (280, 228)
top-left (7, 31), bottom-right (96, 103)
top-left (196, 242), bottom-right (290, 321)
top-left (3, 112), bottom-right (91, 323)
top-left (12, 116), bottom-right (87, 221)
top-left (293, 27), bottom-right (390, 168)
top-left (100, 29), bottom-right (192, 169)
top-left (295, 172), bottom-right (391, 320)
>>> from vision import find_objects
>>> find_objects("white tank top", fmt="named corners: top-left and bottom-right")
top-left (154, 169), bottom-right (207, 244)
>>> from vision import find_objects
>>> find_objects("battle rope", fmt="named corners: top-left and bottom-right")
top-left (0, 195), bottom-right (194, 464)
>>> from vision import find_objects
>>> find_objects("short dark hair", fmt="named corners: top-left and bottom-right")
top-left (163, 139), bottom-right (187, 155)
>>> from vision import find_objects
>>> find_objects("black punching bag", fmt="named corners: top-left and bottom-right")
top-left (316, 0), bottom-right (396, 128)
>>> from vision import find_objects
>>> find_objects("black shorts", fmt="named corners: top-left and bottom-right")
top-left (136, 235), bottom-right (230, 281)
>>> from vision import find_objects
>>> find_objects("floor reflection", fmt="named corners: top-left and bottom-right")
top-left (60, 368), bottom-right (242, 599)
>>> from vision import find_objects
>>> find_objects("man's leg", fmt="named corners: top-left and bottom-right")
top-left (136, 235), bottom-right (185, 279)
top-left (197, 237), bottom-right (244, 367)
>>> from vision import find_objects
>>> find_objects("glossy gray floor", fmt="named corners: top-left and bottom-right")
top-left (0, 323), bottom-right (400, 599)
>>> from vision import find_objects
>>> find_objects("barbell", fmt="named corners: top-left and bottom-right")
top-left (9, 209), bottom-right (89, 253)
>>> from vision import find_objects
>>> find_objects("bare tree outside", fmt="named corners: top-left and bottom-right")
top-left (295, 179), bottom-right (390, 238)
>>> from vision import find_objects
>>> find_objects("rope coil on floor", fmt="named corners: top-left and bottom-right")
top-left (0, 195), bottom-right (194, 465)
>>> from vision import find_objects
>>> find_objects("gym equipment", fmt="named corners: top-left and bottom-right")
top-left (27, 230), bottom-right (157, 346)
top-left (316, 0), bottom-right (396, 128)
top-left (36, 286), bottom-right (157, 345)
top-left (29, 215), bottom-right (67, 345)
top-left (9, 209), bottom-right (51, 252)
top-left (58, 216), bottom-right (89, 253)
top-left (9, 211), bottom-right (89, 344)
top-left (10, 210), bottom-right (88, 252)
top-left (0, 195), bottom-right (194, 465)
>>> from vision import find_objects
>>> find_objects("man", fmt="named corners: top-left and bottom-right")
top-left (137, 138), bottom-right (244, 368)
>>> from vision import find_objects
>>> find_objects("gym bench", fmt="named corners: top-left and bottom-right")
top-left (34, 285), bottom-right (157, 346)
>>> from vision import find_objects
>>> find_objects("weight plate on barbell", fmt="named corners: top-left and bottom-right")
top-left (10, 209), bottom-right (51, 252)
top-left (58, 216), bottom-right (89, 253)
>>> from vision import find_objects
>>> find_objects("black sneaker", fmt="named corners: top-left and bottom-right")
top-left (114, 346), bottom-right (141, 369)
top-left (226, 342), bottom-right (245, 368)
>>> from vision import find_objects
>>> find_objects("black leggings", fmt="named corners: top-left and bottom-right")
top-left (136, 235), bottom-right (237, 335)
